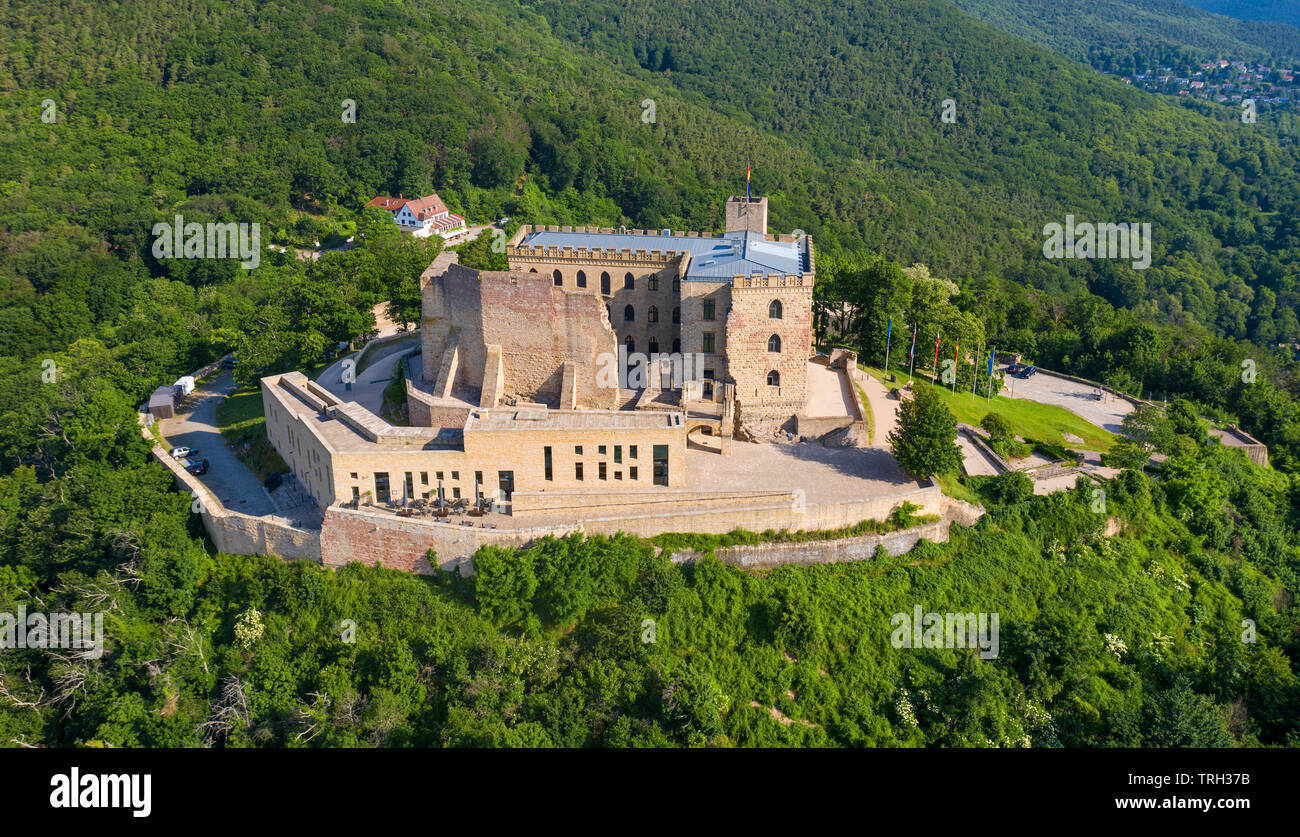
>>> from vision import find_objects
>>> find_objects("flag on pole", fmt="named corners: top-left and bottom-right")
top-left (932, 329), bottom-right (942, 373)
top-left (987, 347), bottom-right (995, 402)
top-left (746, 163), bottom-right (752, 200)
top-left (884, 317), bottom-right (893, 375)
top-left (952, 339), bottom-right (960, 393)
top-left (907, 323), bottom-right (918, 384)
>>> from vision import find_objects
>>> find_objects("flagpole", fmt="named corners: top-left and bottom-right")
top-left (986, 347), bottom-right (994, 403)
top-left (971, 342), bottom-right (979, 400)
top-left (932, 328), bottom-right (942, 383)
top-left (883, 317), bottom-right (893, 382)
top-left (907, 324), bottom-right (917, 385)
top-left (952, 340), bottom-right (959, 394)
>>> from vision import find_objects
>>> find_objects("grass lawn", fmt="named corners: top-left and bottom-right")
top-left (860, 362), bottom-right (1115, 452)
top-left (215, 385), bottom-right (287, 480)
top-left (853, 381), bottom-right (874, 443)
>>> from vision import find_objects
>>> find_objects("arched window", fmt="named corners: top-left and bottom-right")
top-left (672, 307), bottom-right (680, 324)
top-left (648, 306), bottom-right (659, 323)
top-left (623, 304), bottom-right (635, 322)
top-left (649, 276), bottom-right (659, 292)
top-left (625, 335), bottom-right (635, 354)
top-left (601, 272), bottom-right (611, 294)
top-left (553, 269), bottom-right (563, 287)
top-left (648, 339), bottom-right (659, 355)
top-left (624, 272), bottom-right (635, 290)
top-left (768, 334), bottom-right (782, 353)
top-left (769, 299), bottom-right (783, 319)
top-left (672, 338), bottom-right (681, 353)
top-left (576, 270), bottom-right (587, 288)
top-left (767, 370), bottom-right (781, 386)
top-left (529, 268), bottom-right (538, 273)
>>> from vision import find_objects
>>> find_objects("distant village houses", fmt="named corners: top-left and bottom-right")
top-left (365, 193), bottom-right (467, 239)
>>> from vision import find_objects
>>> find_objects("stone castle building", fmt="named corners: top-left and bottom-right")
top-left (501, 195), bottom-right (815, 427)
top-left (262, 195), bottom-right (834, 517)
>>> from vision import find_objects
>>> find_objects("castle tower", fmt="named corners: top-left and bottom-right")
top-left (725, 196), bottom-right (768, 235)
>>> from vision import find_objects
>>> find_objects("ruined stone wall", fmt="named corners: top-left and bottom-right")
top-left (676, 519), bottom-right (951, 568)
top-left (422, 263), bottom-right (487, 392)
top-left (508, 253), bottom-right (683, 360)
top-left (421, 262), bottom-right (618, 409)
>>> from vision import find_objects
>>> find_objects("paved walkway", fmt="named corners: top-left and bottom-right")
top-left (854, 369), bottom-right (900, 446)
top-left (805, 361), bottom-right (855, 418)
top-left (957, 433), bottom-right (1001, 476)
top-left (157, 371), bottom-right (277, 516)
top-left (318, 340), bottom-right (415, 415)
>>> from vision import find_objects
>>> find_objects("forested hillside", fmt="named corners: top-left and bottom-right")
top-left (946, 0), bottom-right (1300, 64)
top-left (1, 0), bottom-right (1299, 747)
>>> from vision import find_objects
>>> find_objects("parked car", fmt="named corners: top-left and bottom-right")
top-left (183, 458), bottom-right (208, 476)
top-left (169, 446), bottom-right (197, 459)
top-left (1006, 362), bottom-right (1025, 375)
top-left (1012, 365), bottom-right (1038, 378)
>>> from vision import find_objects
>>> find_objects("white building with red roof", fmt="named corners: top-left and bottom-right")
top-left (365, 193), bottom-right (467, 239)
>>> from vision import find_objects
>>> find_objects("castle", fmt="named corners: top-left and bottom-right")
top-left (259, 195), bottom-right (889, 530)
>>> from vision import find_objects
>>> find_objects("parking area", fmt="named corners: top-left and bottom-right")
top-left (1003, 369), bottom-right (1135, 434)
top-left (157, 371), bottom-right (278, 516)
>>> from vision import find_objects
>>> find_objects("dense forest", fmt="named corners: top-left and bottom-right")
top-left (948, 0), bottom-right (1300, 64)
top-left (0, 0), bottom-right (1299, 746)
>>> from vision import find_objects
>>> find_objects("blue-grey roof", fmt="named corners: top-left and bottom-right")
top-left (518, 229), bottom-right (807, 280)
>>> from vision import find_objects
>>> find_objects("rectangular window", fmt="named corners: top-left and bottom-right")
top-left (702, 332), bottom-right (715, 354)
top-left (404, 472), bottom-right (414, 499)
top-left (544, 446), bottom-right (553, 481)
top-left (599, 462), bottom-right (607, 480)
top-left (575, 445), bottom-right (583, 456)
top-left (702, 299), bottom-right (715, 321)
top-left (614, 445), bottom-right (622, 464)
top-left (374, 472), bottom-right (391, 503)
top-left (436, 471), bottom-right (444, 482)
top-left (452, 487), bottom-right (461, 499)
top-left (451, 471), bottom-right (459, 481)
top-left (575, 462), bottom-right (584, 481)
top-left (615, 471), bottom-right (622, 480)
top-left (630, 445), bottom-right (638, 459)
top-left (420, 472), bottom-right (429, 485)
top-left (598, 445), bottom-right (607, 455)
top-left (350, 472), bottom-right (358, 479)
top-left (653, 445), bottom-right (669, 486)
top-left (629, 466), bottom-right (638, 480)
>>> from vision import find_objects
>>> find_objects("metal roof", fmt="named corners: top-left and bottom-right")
top-left (518, 229), bottom-right (807, 281)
